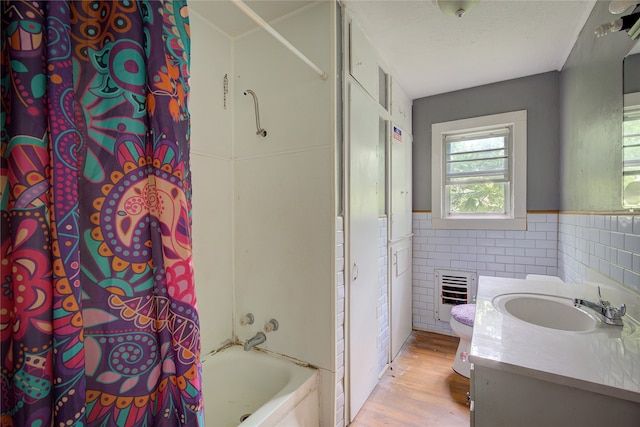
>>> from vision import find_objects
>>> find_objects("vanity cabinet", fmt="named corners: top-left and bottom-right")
top-left (471, 364), bottom-right (640, 427)
top-left (469, 276), bottom-right (640, 427)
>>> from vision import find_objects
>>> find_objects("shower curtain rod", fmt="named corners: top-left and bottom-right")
top-left (230, 0), bottom-right (329, 80)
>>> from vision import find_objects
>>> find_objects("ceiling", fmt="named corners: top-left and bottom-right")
top-left (188, 1), bottom-right (314, 38)
top-left (189, 0), bottom-right (607, 100)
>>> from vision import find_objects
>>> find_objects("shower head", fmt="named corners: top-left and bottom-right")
top-left (244, 89), bottom-right (267, 137)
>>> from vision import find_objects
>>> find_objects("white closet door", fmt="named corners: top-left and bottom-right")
top-left (390, 237), bottom-right (412, 359)
top-left (390, 123), bottom-right (412, 240)
top-left (348, 82), bottom-right (380, 421)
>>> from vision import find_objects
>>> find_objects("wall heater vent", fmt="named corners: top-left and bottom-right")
top-left (435, 269), bottom-right (477, 322)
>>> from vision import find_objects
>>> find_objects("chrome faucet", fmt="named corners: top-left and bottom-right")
top-left (573, 286), bottom-right (626, 326)
top-left (244, 332), bottom-right (266, 351)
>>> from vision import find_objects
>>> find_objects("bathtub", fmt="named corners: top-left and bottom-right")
top-left (201, 345), bottom-right (319, 427)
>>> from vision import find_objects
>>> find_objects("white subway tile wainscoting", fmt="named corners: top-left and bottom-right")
top-left (336, 216), bottom-right (345, 427)
top-left (412, 212), bottom-right (640, 336)
top-left (559, 214), bottom-right (640, 294)
top-left (412, 212), bottom-right (559, 335)
top-left (377, 218), bottom-right (389, 377)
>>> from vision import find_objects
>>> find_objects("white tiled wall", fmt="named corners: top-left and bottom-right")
top-left (559, 214), bottom-right (640, 292)
top-left (377, 218), bottom-right (389, 376)
top-left (412, 212), bottom-right (559, 335)
top-left (336, 217), bottom-right (345, 427)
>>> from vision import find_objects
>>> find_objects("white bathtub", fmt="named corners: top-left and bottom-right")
top-left (202, 345), bottom-right (319, 427)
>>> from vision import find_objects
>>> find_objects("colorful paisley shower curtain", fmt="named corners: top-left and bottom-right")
top-left (1, 1), bottom-right (204, 425)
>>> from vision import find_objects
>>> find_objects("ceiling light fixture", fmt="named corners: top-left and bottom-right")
top-left (435, 0), bottom-right (480, 18)
top-left (609, 0), bottom-right (638, 15)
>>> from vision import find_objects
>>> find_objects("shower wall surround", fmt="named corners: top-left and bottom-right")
top-left (233, 0), bottom-right (335, 373)
top-left (190, 2), bottom-right (338, 426)
top-left (189, 11), bottom-right (234, 355)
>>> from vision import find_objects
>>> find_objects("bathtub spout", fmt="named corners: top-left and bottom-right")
top-left (244, 332), bottom-right (266, 351)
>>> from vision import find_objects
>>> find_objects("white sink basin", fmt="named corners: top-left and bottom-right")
top-left (493, 293), bottom-right (599, 331)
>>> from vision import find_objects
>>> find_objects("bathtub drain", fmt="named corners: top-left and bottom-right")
top-left (240, 413), bottom-right (252, 423)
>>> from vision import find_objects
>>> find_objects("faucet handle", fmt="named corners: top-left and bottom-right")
top-left (240, 313), bottom-right (255, 326)
top-left (605, 303), bottom-right (626, 321)
top-left (264, 319), bottom-right (279, 333)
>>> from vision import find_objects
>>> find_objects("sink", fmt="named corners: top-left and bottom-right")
top-left (493, 293), bottom-right (599, 331)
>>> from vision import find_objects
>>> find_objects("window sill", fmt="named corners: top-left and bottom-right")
top-left (431, 217), bottom-right (527, 230)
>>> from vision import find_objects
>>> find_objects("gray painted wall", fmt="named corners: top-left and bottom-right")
top-left (412, 71), bottom-right (560, 211)
top-left (559, 1), bottom-right (636, 212)
top-left (625, 53), bottom-right (640, 94)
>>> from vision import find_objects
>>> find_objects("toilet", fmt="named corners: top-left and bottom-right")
top-left (449, 274), bottom-right (564, 378)
top-left (450, 303), bottom-right (476, 378)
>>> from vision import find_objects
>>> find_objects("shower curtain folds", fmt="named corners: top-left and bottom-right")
top-left (1, 1), bottom-right (204, 425)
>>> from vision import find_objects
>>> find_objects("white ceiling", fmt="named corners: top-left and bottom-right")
top-left (343, 0), bottom-right (597, 99)
top-left (188, 1), bottom-right (314, 37)
top-left (189, 0), bottom-right (602, 99)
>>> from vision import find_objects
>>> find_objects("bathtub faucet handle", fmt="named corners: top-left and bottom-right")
top-left (240, 313), bottom-right (255, 326)
top-left (264, 319), bottom-right (279, 333)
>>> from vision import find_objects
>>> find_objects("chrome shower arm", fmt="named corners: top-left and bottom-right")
top-left (244, 89), bottom-right (267, 137)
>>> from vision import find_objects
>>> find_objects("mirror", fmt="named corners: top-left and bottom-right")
top-left (623, 40), bottom-right (640, 209)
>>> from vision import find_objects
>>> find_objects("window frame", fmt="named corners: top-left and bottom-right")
top-left (431, 110), bottom-right (527, 230)
top-left (623, 92), bottom-right (640, 208)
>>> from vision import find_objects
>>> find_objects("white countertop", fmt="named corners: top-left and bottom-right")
top-left (469, 276), bottom-right (640, 403)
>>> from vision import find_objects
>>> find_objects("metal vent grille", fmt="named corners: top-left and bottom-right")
top-left (435, 269), bottom-right (477, 322)
top-left (441, 274), bottom-right (470, 305)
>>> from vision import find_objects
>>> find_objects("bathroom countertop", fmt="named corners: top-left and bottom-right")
top-left (469, 276), bottom-right (640, 403)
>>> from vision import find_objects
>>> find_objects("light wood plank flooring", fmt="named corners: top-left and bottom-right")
top-left (351, 330), bottom-right (470, 427)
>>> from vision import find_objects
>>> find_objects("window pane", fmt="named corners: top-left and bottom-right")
top-left (449, 148), bottom-right (506, 162)
top-left (447, 158), bottom-right (507, 176)
top-left (622, 114), bottom-right (640, 208)
top-left (447, 183), bottom-right (506, 214)
top-left (623, 134), bottom-right (640, 147)
top-left (623, 145), bottom-right (640, 163)
top-left (447, 137), bottom-right (505, 154)
top-left (448, 174), bottom-right (508, 184)
top-left (624, 117), bottom-right (640, 137)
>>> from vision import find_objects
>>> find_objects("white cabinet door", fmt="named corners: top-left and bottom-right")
top-left (390, 237), bottom-right (412, 360)
top-left (390, 123), bottom-right (412, 241)
top-left (348, 82), bottom-right (380, 421)
top-left (349, 21), bottom-right (379, 101)
top-left (391, 78), bottom-right (412, 130)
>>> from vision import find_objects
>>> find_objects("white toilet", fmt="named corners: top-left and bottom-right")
top-left (449, 303), bottom-right (476, 378)
top-left (449, 274), bottom-right (564, 378)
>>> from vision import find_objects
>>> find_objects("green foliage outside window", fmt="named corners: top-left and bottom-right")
top-left (446, 135), bottom-right (508, 214)
top-left (448, 183), bottom-right (506, 214)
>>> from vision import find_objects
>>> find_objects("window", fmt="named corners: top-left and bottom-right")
top-left (623, 93), bottom-right (640, 208)
top-left (432, 110), bottom-right (527, 230)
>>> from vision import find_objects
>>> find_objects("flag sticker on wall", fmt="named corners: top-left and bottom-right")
top-left (393, 126), bottom-right (402, 142)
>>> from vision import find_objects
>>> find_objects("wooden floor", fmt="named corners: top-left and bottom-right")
top-left (351, 330), bottom-right (470, 427)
